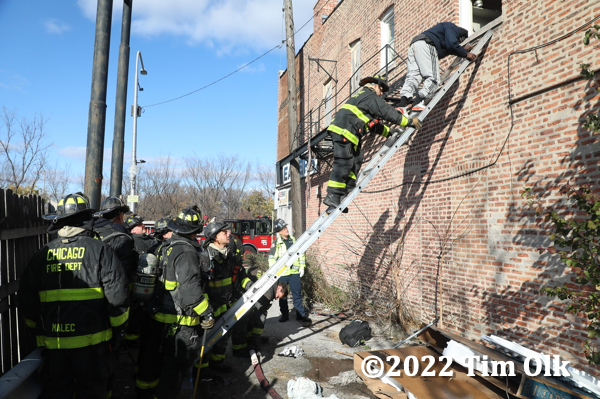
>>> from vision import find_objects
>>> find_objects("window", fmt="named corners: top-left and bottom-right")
top-left (241, 222), bottom-right (251, 236)
top-left (256, 221), bottom-right (271, 235)
top-left (460, 0), bottom-right (502, 33)
top-left (380, 9), bottom-right (394, 68)
top-left (323, 80), bottom-right (333, 126)
top-left (350, 40), bottom-right (361, 95)
top-left (229, 221), bottom-right (240, 235)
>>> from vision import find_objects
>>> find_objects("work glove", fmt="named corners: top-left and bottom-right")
top-left (201, 314), bottom-right (214, 330)
top-left (299, 268), bottom-right (305, 278)
top-left (409, 118), bottom-right (422, 130)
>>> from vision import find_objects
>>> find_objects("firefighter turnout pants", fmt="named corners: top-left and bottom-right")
top-left (41, 342), bottom-right (113, 399)
top-left (135, 316), bottom-right (202, 399)
top-left (327, 133), bottom-right (364, 196)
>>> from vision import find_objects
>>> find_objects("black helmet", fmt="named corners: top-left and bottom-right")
top-left (359, 74), bottom-right (389, 92)
top-left (203, 220), bottom-right (231, 248)
top-left (124, 213), bottom-right (144, 231)
top-left (153, 217), bottom-right (170, 236)
top-left (96, 196), bottom-right (130, 217)
top-left (273, 218), bottom-right (287, 233)
top-left (43, 192), bottom-right (95, 221)
top-left (167, 207), bottom-right (203, 235)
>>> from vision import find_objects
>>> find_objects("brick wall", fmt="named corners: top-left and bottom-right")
top-left (276, 0), bottom-right (600, 373)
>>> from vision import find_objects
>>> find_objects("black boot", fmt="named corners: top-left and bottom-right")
top-left (296, 314), bottom-right (312, 326)
top-left (324, 193), bottom-right (343, 214)
top-left (279, 314), bottom-right (289, 322)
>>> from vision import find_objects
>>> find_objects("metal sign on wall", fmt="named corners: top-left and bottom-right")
top-left (281, 159), bottom-right (318, 185)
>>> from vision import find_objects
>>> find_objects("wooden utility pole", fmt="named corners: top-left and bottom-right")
top-left (284, 0), bottom-right (304, 235)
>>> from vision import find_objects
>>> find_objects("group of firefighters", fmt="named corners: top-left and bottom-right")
top-left (17, 20), bottom-right (477, 399)
top-left (19, 194), bottom-right (304, 399)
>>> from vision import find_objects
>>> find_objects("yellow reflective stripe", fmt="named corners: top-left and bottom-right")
top-left (208, 278), bottom-right (232, 288)
top-left (151, 313), bottom-right (200, 326)
top-left (39, 287), bottom-right (104, 302)
top-left (193, 295), bottom-right (210, 316)
top-left (348, 171), bottom-right (357, 180)
top-left (125, 333), bottom-right (139, 341)
top-left (341, 104), bottom-right (370, 124)
top-left (382, 125), bottom-right (390, 137)
top-left (241, 278), bottom-right (251, 289)
top-left (328, 180), bottom-right (346, 188)
top-left (253, 328), bottom-right (264, 335)
top-left (232, 343), bottom-right (247, 350)
top-left (110, 307), bottom-right (129, 327)
top-left (327, 125), bottom-right (359, 146)
top-left (36, 336), bottom-right (45, 347)
top-left (41, 328), bottom-right (113, 349)
top-left (211, 353), bottom-right (226, 361)
top-left (213, 304), bottom-right (228, 317)
top-left (164, 280), bottom-right (178, 291)
top-left (25, 318), bottom-right (37, 328)
top-left (136, 378), bottom-right (159, 390)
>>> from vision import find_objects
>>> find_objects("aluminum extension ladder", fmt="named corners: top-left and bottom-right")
top-left (204, 28), bottom-right (495, 352)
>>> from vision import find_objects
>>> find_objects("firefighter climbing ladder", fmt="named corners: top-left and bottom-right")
top-left (204, 28), bottom-right (495, 352)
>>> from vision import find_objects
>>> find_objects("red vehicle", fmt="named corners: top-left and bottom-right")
top-left (225, 217), bottom-right (273, 255)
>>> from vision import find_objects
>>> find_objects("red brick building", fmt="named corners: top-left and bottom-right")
top-left (276, 0), bottom-right (600, 373)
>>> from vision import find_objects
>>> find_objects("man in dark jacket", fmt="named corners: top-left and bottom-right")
top-left (95, 197), bottom-right (140, 346)
top-left (135, 206), bottom-right (213, 399)
top-left (94, 197), bottom-right (137, 282)
top-left (245, 267), bottom-right (288, 357)
top-left (196, 221), bottom-right (253, 374)
top-left (397, 22), bottom-right (477, 112)
top-left (19, 192), bottom-right (130, 399)
top-left (124, 213), bottom-right (156, 254)
top-left (324, 74), bottom-right (422, 213)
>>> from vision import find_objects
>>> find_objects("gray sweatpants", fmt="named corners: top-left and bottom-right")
top-left (399, 40), bottom-right (440, 100)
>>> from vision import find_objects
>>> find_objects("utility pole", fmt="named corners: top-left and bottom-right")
top-left (84, 0), bottom-right (113, 209)
top-left (110, 0), bottom-right (133, 198)
top-left (284, 0), bottom-right (304, 235)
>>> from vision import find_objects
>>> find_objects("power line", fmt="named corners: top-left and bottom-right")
top-left (143, 0), bottom-right (332, 109)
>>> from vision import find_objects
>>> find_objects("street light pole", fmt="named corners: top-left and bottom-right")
top-left (129, 50), bottom-right (147, 213)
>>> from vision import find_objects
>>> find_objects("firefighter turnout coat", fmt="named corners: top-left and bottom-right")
top-left (327, 87), bottom-right (411, 150)
top-left (19, 227), bottom-right (130, 350)
top-left (151, 234), bottom-right (211, 326)
top-left (269, 235), bottom-right (305, 276)
top-left (200, 244), bottom-right (251, 318)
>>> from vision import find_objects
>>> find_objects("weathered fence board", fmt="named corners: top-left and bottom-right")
top-left (0, 189), bottom-right (49, 376)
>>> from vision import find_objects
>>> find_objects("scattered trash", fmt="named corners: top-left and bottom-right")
top-left (279, 345), bottom-right (304, 358)
top-left (287, 377), bottom-right (340, 399)
top-left (328, 370), bottom-right (362, 386)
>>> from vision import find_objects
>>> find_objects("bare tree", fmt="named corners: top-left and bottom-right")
top-left (184, 154), bottom-right (252, 219)
top-left (137, 156), bottom-right (186, 220)
top-left (43, 161), bottom-right (72, 204)
top-left (255, 161), bottom-right (276, 198)
top-left (0, 107), bottom-right (51, 194)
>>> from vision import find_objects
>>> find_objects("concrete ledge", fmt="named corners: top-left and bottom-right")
top-left (0, 348), bottom-right (44, 399)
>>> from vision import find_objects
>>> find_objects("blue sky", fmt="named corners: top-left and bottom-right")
top-left (0, 0), bottom-right (315, 191)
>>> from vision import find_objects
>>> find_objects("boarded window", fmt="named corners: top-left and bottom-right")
top-left (380, 9), bottom-right (394, 68)
top-left (350, 40), bottom-right (361, 95)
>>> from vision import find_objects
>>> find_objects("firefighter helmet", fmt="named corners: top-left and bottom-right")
top-left (124, 213), bottom-right (144, 231)
top-left (96, 196), bottom-right (130, 216)
top-left (203, 220), bottom-right (231, 248)
top-left (43, 192), bottom-right (95, 221)
top-left (273, 218), bottom-right (287, 233)
top-left (167, 207), bottom-right (203, 235)
top-left (153, 217), bottom-right (170, 236)
top-left (359, 74), bottom-right (389, 92)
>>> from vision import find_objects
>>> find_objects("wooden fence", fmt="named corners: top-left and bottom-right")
top-left (0, 189), bottom-right (48, 376)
